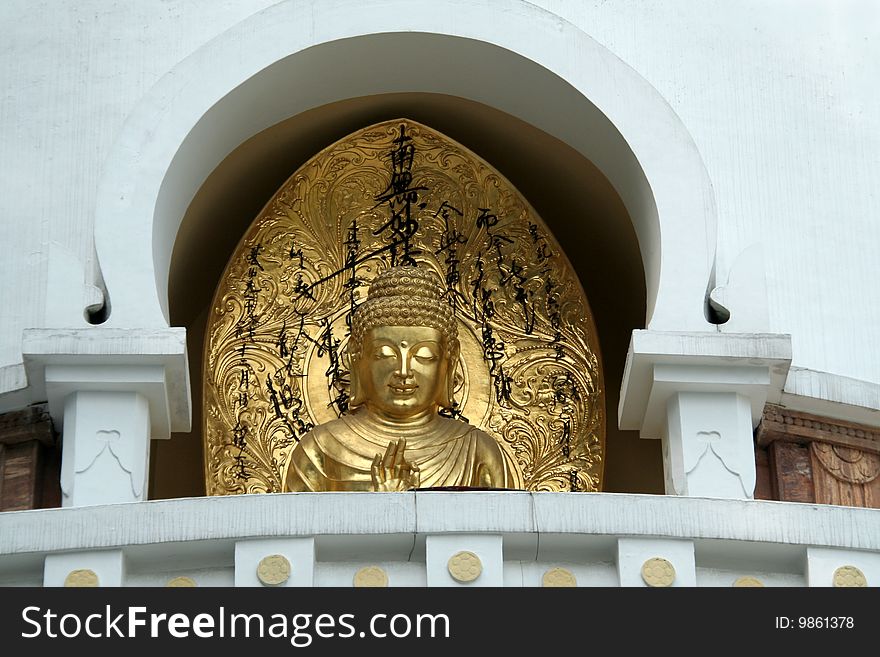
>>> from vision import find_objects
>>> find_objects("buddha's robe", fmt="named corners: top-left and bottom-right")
top-left (284, 412), bottom-right (513, 491)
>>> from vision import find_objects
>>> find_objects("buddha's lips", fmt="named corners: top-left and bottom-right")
top-left (389, 383), bottom-right (418, 394)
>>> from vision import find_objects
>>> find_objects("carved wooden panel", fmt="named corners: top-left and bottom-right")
top-left (810, 443), bottom-right (880, 507)
top-left (768, 441), bottom-right (815, 503)
top-left (753, 445), bottom-right (773, 501)
top-left (757, 404), bottom-right (879, 509)
top-left (0, 405), bottom-right (59, 511)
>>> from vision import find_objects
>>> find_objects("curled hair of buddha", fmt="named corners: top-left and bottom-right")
top-left (348, 266), bottom-right (459, 408)
top-left (349, 266), bottom-right (458, 352)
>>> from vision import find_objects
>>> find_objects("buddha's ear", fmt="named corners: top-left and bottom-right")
top-left (347, 348), bottom-right (364, 409)
top-left (441, 338), bottom-right (461, 408)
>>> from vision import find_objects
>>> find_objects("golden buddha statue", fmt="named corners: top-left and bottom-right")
top-left (284, 266), bottom-right (514, 492)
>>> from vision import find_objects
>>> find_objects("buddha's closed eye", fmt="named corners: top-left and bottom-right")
top-left (375, 345), bottom-right (397, 359)
top-left (414, 346), bottom-right (437, 361)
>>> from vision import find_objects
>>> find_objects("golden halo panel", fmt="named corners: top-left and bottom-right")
top-left (203, 118), bottom-right (605, 494)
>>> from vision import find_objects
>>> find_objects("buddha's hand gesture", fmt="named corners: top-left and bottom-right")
top-left (371, 438), bottom-right (420, 492)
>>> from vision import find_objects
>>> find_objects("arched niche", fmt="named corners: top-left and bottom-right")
top-left (85, 0), bottom-right (719, 496)
top-left (154, 94), bottom-right (658, 498)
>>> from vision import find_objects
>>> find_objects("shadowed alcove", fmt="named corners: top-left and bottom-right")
top-left (157, 93), bottom-right (658, 498)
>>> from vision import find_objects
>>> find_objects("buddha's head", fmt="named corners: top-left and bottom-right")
top-left (348, 266), bottom-right (459, 420)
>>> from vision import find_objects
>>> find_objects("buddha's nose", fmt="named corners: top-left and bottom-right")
top-left (396, 352), bottom-right (413, 378)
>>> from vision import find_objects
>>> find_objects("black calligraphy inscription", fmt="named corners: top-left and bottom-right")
top-left (473, 207), bottom-right (540, 405)
top-left (470, 253), bottom-right (513, 406)
top-left (232, 453), bottom-right (248, 481)
top-left (501, 258), bottom-right (537, 334)
top-left (544, 276), bottom-right (565, 360)
top-left (373, 124), bottom-right (426, 267)
top-left (528, 222), bottom-right (551, 263)
top-left (267, 308), bottom-right (316, 446)
top-left (236, 247), bottom-right (262, 345)
top-left (550, 371), bottom-right (582, 478)
top-left (528, 222), bottom-right (565, 360)
top-left (428, 201), bottom-right (470, 422)
top-left (316, 318), bottom-right (349, 415)
top-left (560, 418), bottom-right (572, 459)
top-left (476, 207), bottom-right (514, 268)
top-left (229, 245), bottom-right (266, 480)
top-left (288, 241), bottom-right (304, 267)
top-left (433, 201), bottom-right (466, 314)
top-left (255, 240), bottom-right (320, 454)
top-left (343, 219), bottom-right (367, 328)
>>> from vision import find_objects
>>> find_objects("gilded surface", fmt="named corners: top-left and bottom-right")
top-left (204, 119), bottom-right (604, 495)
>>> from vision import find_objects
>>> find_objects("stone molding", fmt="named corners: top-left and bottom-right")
top-left (21, 327), bottom-right (191, 439)
top-left (757, 404), bottom-right (880, 454)
top-left (619, 330), bottom-right (792, 435)
top-left (2, 492), bottom-right (878, 560)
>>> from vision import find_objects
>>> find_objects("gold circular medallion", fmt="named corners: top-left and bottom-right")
top-left (448, 551), bottom-right (482, 583)
top-left (353, 566), bottom-right (389, 588)
top-left (733, 576), bottom-right (764, 587)
top-left (166, 576), bottom-right (198, 587)
top-left (256, 554), bottom-right (291, 586)
top-left (542, 568), bottom-right (577, 587)
top-left (641, 558), bottom-right (675, 587)
top-left (833, 566), bottom-right (867, 587)
top-left (64, 569), bottom-right (99, 587)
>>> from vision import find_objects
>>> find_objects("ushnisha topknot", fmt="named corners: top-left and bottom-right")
top-left (350, 266), bottom-right (458, 352)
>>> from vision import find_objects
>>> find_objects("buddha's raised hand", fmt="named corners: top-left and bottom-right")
top-left (371, 438), bottom-right (420, 492)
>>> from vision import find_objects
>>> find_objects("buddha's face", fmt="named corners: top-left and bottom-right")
top-left (358, 325), bottom-right (448, 420)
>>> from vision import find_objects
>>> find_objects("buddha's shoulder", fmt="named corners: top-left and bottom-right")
top-left (473, 428), bottom-right (505, 457)
top-left (435, 417), bottom-right (501, 450)
top-left (297, 418), bottom-right (351, 447)
top-left (308, 417), bottom-right (351, 433)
